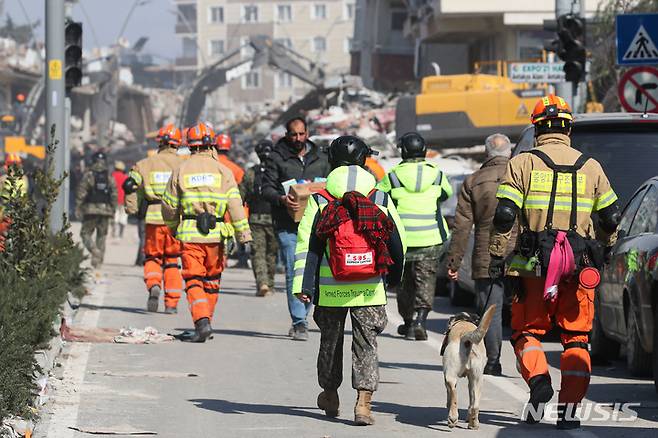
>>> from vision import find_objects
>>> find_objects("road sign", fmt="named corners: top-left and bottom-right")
top-left (616, 14), bottom-right (658, 66)
top-left (509, 62), bottom-right (565, 83)
top-left (618, 66), bottom-right (658, 113)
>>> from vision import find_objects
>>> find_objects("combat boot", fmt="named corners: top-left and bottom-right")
top-left (256, 284), bottom-right (272, 297)
top-left (164, 306), bottom-right (177, 314)
top-left (354, 390), bottom-right (374, 425)
top-left (524, 374), bottom-right (554, 424)
top-left (317, 389), bottom-right (339, 417)
top-left (557, 403), bottom-right (581, 430)
top-left (185, 317), bottom-right (212, 343)
top-left (412, 308), bottom-right (430, 341)
top-left (396, 319), bottom-right (413, 337)
top-left (147, 285), bottom-right (161, 312)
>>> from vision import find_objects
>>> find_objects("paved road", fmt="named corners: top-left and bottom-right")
top-left (37, 224), bottom-right (658, 437)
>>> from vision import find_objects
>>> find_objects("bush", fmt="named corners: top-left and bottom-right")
top-left (0, 129), bottom-right (87, 421)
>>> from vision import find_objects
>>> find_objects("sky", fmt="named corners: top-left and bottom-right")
top-left (3, 0), bottom-right (180, 62)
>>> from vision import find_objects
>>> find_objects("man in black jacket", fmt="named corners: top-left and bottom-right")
top-left (262, 117), bottom-right (331, 340)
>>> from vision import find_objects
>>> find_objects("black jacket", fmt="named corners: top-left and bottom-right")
top-left (239, 165), bottom-right (271, 216)
top-left (262, 138), bottom-right (331, 232)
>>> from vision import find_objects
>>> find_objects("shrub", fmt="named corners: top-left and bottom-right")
top-left (0, 128), bottom-right (87, 421)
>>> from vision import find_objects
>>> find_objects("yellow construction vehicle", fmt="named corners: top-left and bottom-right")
top-left (0, 114), bottom-right (45, 160)
top-left (396, 61), bottom-right (547, 148)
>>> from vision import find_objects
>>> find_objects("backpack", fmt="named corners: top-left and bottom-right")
top-left (86, 170), bottom-right (111, 204)
top-left (315, 189), bottom-right (382, 282)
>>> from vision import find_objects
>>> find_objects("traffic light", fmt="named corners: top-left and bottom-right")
top-left (64, 21), bottom-right (82, 90)
top-left (557, 14), bottom-right (586, 83)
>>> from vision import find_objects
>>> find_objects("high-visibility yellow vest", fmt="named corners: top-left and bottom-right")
top-left (377, 160), bottom-right (452, 248)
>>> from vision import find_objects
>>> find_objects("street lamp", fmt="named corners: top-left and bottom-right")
top-left (117, 0), bottom-right (151, 42)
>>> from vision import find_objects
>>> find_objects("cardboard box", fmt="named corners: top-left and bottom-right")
top-left (288, 182), bottom-right (326, 222)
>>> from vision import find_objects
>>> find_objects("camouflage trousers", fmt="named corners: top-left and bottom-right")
top-left (394, 255), bottom-right (439, 320)
top-left (250, 221), bottom-right (278, 289)
top-left (80, 214), bottom-right (110, 268)
top-left (313, 305), bottom-right (387, 392)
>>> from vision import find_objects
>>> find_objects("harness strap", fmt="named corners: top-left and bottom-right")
top-left (181, 214), bottom-right (224, 222)
top-left (510, 331), bottom-right (542, 348)
top-left (563, 341), bottom-right (589, 351)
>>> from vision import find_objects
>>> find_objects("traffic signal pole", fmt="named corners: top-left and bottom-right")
top-left (46, 0), bottom-right (67, 232)
top-left (555, 0), bottom-right (584, 110)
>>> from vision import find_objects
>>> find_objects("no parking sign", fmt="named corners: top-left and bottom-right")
top-left (618, 66), bottom-right (658, 113)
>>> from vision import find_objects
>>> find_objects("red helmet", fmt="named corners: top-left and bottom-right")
top-left (156, 124), bottom-right (182, 147)
top-left (186, 123), bottom-right (215, 148)
top-left (531, 94), bottom-right (573, 125)
top-left (215, 133), bottom-right (232, 151)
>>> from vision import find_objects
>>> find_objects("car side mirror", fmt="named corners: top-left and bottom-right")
top-left (617, 229), bottom-right (627, 240)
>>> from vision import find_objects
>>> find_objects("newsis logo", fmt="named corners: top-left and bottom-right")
top-left (521, 402), bottom-right (640, 423)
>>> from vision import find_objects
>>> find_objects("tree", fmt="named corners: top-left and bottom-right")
top-left (590, 0), bottom-right (658, 111)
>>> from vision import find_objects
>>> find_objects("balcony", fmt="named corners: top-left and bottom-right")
top-left (175, 56), bottom-right (198, 67)
top-left (176, 20), bottom-right (197, 34)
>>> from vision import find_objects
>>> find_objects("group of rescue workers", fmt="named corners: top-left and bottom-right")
top-left (59, 94), bottom-right (621, 429)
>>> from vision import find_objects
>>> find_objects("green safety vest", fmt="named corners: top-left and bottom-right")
top-left (292, 165), bottom-right (406, 307)
top-left (377, 160), bottom-right (452, 248)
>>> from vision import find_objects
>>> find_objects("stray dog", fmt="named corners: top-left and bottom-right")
top-left (441, 305), bottom-right (496, 430)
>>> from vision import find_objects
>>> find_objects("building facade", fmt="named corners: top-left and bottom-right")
top-left (351, 0), bottom-right (602, 91)
top-left (174, 0), bottom-right (355, 118)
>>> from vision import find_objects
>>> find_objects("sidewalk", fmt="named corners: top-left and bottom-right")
top-left (36, 224), bottom-right (658, 437)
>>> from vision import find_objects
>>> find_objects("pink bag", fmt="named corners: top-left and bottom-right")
top-left (543, 231), bottom-right (576, 303)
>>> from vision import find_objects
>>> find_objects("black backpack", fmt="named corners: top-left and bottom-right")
top-left (86, 170), bottom-right (111, 204)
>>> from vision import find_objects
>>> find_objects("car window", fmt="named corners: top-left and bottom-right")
top-left (513, 126), bottom-right (534, 155)
top-left (629, 185), bottom-right (658, 236)
top-left (618, 187), bottom-right (646, 236)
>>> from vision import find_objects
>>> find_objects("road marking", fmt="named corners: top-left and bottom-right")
top-left (43, 274), bottom-right (108, 438)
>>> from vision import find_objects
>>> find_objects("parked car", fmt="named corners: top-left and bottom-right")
top-left (592, 177), bottom-right (658, 391)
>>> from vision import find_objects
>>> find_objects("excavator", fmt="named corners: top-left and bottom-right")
top-left (396, 61), bottom-right (547, 148)
top-left (179, 35), bottom-right (328, 127)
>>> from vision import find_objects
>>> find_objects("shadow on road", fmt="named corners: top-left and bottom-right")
top-left (79, 303), bottom-right (149, 315)
top-left (380, 361), bottom-right (443, 372)
top-left (189, 398), bottom-right (354, 425)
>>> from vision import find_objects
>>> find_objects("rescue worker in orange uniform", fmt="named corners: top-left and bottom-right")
top-left (162, 123), bottom-right (252, 342)
top-left (489, 95), bottom-right (620, 429)
top-left (124, 124), bottom-right (186, 313)
top-left (214, 133), bottom-right (245, 184)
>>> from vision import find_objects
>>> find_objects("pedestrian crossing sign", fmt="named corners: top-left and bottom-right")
top-left (617, 14), bottom-right (658, 66)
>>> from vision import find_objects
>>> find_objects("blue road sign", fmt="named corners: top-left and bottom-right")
top-left (617, 14), bottom-right (658, 66)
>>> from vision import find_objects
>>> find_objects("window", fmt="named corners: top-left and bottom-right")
top-left (312, 4), bottom-right (327, 20)
top-left (243, 5), bottom-right (259, 23)
top-left (312, 36), bottom-right (326, 52)
top-left (391, 10), bottom-right (406, 31)
top-left (277, 4), bottom-right (292, 22)
top-left (275, 38), bottom-right (293, 49)
top-left (277, 71), bottom-right (293, 88)
top-left (209, 6), bottom-right (224, 24)
top-left (241, 37), bottom-right (255, 58)
top-left (619, 188), bottom-right (647, 236)
top-left (209, 40), bottom-right (224, 57)
top-left (243, 70), bottom-right (261, 89)
top-left (630, 186), bottom-right (658, 235)
top-left (344, 37), bottom-right (353, 53)
top-left (344, 2), bottom-right (355, 20)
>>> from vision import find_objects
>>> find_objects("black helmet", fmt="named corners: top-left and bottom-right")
top-left (398, 132), bottom-right (427, 159)
top-left (255, 140), bottom-right (273, 160)
top-left (92, 151), bottom-right (107, 163)
top-left (327, 135), bottom-right (377, 169)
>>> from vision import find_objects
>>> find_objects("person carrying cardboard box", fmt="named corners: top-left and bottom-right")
top-left (262, 117), bottom-right (330, 341)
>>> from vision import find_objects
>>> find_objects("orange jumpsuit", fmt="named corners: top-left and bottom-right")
top-left (490, 133), bottom-right (618, 404)
top-left (161, 149), bottom-right (252, 323)
top-left (126, 147), bottom-right (185, 309)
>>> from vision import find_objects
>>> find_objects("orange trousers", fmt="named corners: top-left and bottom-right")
top-left (511, 276), bottom-right (594, 404)
top-left (181, 242), bottom-right (224, 323)
top-left (144, 224), bottom-right (184, 309)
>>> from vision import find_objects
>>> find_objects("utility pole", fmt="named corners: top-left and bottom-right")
top-left (46, 0), bottom-right (67, 232)
top-left (555, 0), bottom-right (584, 110)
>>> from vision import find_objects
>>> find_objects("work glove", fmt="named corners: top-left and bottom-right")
top-left (488, 255), bottom-right (505, 280)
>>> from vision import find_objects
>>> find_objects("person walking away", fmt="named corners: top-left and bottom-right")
top-left (293, 136), bottom-right (405, 425)
top-left (239, 139), bottom-right (279, 296)
top-left (76, 151), bottom-right (118, 268)
top-left (489, 95), bottom-right (620, 429)
top-left (162, 122), bottom-right (252, 342)
top-left (262, 117), bottom-right (330, 341)
top-left (446, 133), bottom-right (515, 376)
top-left (124, 124), bottom-right (186, 313)
top-left (111, 161), bottom-right (128, 238)
top-left (377, 132), bottom-right (453, 340)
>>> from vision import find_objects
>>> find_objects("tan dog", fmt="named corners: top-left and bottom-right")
top-left (442, 305), bottom-right (496, 430)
